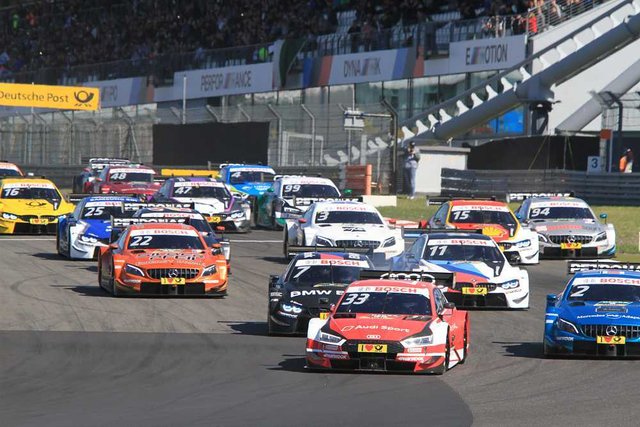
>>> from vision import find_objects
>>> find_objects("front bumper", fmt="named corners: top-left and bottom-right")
top-left (206, 216), bottom-right (250, 232)
top-left (540, 242), bottom-right (615, 258)
top-left (444, 287), bottom-right (529, 309)
top-left (115, 275), bottom-right (228, 296)
top-left (545, 331), bottom-right (640, 357)
top-left (269, 311), bottom-right (316, 335)
top-left (0, 218), bottom-right (58, 234)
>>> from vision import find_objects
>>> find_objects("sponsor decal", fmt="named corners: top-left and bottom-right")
top-left (160, 277), bottom-right (186, 285)
top-left (596, 336), bottom-right (626, 344)
top-left (451, 205), bottom-right (509, 212)
top-left (561, 242), bottom-right (582, 250)
top-left (108, 168), bottom-right (154, 175)
top-left (348, 285), bottom-right (420, 294)
top-left (174, 181), bottom-right (224, 188)
top-left (0, 82), bottom-right (99, 110)
top-left (576, 314), bottom-right (640, 320)
top-left (357, 343), bottom-right (387, 353)
top-left (290, 289), bottom-right (343, 298)
top-left (3, 182), bottom-right (55, 189)
top-left (530, 201), bottom-right (585, 208)
top-left (555, 336), bottom-right (574, 341)
top-left (295, 259), bottom-right (369, 267)
top-left (129, 228), bottom-right (199, 237)
top-left (568, 262), bottom-right (640, 274)
top-left (427, 239), bottom-right (493, 246)
top-left (573, 277), bottom-right (640, 286)
top-left (508, 192), bottom-right (572, 201)
top-left (29, 218), bottom-right (49, 225)
top-left (461, 287), bottom-right (488, 295)
top-left (482, 226), bottom-right (507, 238)
top-left (366, 334), bottom-right (381, 339)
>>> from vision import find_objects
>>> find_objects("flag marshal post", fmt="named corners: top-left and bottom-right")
top-left (0, 83), bottom-right (100, 111)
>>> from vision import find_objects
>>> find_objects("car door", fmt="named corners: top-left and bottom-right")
top-left (62, 202), bottom-right (82, 252)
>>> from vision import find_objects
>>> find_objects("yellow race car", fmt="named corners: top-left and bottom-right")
top-left (0, 177), bottom-right (74, 234)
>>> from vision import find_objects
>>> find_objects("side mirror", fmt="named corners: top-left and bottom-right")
top-left (267, 187), bottom-right (274, 193)
top-left (343, 188), bottom-right (353, 196)
top-left (387, 218), bottom-right (397, 225)
top-left (269, 274), bottom-right (280, 286)
top-left (599, 213), bottom-right (607, 219)
top-left (298, 218), bottom-right (307, 224)
top-left (515, 212), bottom-right (522, 220)
top-left (434, 218), bottom-right (442, 225)
top-left (546, 293), bottom-right (558, 305)
top-left (444, 302), bottom-right (455, 309)
top-left (215, 226), bottom-right (225, 232)
top-left (95, 178), bottom-right (102, 182)
top-left (505, 251), bottom-right (521, 264)
top-left (211, 244), bottom-right (223, 255)
top-left (109, 243), bottom-right (118, 250)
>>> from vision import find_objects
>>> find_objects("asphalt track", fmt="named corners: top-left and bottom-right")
top-left (1, 231), bottom-right (639, 426)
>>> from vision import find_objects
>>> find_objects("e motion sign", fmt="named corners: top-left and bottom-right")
top-left (448, 35), bottom-right (526, 73)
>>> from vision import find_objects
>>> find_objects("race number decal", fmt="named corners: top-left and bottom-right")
top-left (570, 285), bottom-right (589, 298)
top-left (530, 208), bottom-right (550, 217)
top-left (451, 210), bottom-right (470, 220)
top-left (341, 293), bottom-right (370, 305)
top-left (129, 235), bottom-right (152, 247)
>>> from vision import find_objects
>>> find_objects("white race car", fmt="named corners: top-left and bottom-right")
top-left (284, 201), bottom-right (404, 261)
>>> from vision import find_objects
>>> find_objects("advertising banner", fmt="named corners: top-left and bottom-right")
top-left (178, 62), bottom-right (273, 100)
top-left (86, 77), bottom-right (154, 108)
top-left (447, 35), bottom-right (526, 73)
top-left (0, 82), bottom-right (100, 110)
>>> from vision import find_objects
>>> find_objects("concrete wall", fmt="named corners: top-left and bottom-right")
top-left (414, 146), bottom-right (470, 195)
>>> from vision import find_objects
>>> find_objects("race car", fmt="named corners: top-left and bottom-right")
top-left (392, 231), bottom-right (529, 308)
top-left (0, 177), bottom-right (74, 234)
top-left (57, 195), bottom-right (140, 259)
top-left (305, 269), bottom-right (469, 374)
top-left (544, 262), bottom-right (640, 357)
top-left (0, 161), bottom-right (24, 177)
top-left (514, 196), bottom-right (616, 258)
top-left (284, 201), bottom-right (404, 261)
top-left (72, 158), bottom-right (131, 193)
top-left (92, 164), bottom-right (161, 197)
top-left (427, 198), bottom-right (539, 264)
top-left (254, 175), bottom-right (343, 230)
top-left (219, 163), bottom-right (276, 197)
top-left (98, 222), bottom-right (228, 296)
top-left (149, 177), bottom-right (250, 232)
top-left (268, 251), bottom-right (374, 335)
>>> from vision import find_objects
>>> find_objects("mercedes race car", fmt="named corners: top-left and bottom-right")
top-left (98, 222), bottom-right (228, 296)
top-left (254, 175), bottom-right (344, 230)
top-left (514, 196), bottom-right (616, 258)
top-left (427, 198), bottom-right (539, 264)
top-left (57, 195), bottom-right (140, 259)
top-left (284, 200), bottom-right (404, 261)
top-left (306, 269), bottom-right (469, 374)
top-left (92, 164), bottom-right (161, 197)
top-left (268, 251), bottom-right (373, 335)
top-left (0, 161), bottom-right (24, 177)
top-left (544, 262), bottom-right (640, 357)
top-left (219, 163), bottom-right (276, 197)
top-left (0, 177), bottom-right (74, 234)
top-left (149, 177), bottom-right (250, 232)
top-left (72, 158), bottom-right (131, 194)
top-left (392, 231), bottom-right (529, 308)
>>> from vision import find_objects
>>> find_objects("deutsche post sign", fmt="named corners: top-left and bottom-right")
top-left (0, 83), bottom-right (99, 110)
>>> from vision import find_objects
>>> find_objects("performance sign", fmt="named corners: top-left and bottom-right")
top-left (0, 83), bottom-right (99, 110)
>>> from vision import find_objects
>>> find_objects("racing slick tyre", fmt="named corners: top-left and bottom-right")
top-left (249, 197), bottom-right (257, 228)
top-left (271, 204), bottom-right (282, 231)
top-left (56, 230), bottom-right (62, 257)
top-left (434, 330), bottom-right (451, 375)
top-left (543, 340), bottom-right (556, 358)
top-left (283, 230), bottom-right (289, 260)
top-left (109, 262), bottom-right (120, 297)
top-left (459, 322), bottom-right (469, 364)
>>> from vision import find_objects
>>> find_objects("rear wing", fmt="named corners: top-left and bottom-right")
top-left (358, 269), bottom-right (455, 287)
top-left (401, 227), bottom-right (484, 239)
top-left (507, 192), bottom-right (573, 202)
top-left (427, 196), bottom-right (497, 206)
top-left (292, 196), bottom-right (363, 207)
top-left (121, 202), bottom-right (195, 212)
top-left (567, 261), bottom-right (640, 274)
top-left (160, 168), bottom-right (219, 178)
top-left (287, 246), bottom-right (372, 258)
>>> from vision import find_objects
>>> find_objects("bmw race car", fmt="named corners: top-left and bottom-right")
top-left (254, 175), bottom-right (344, 230)
top-left (0, 177), bottom-right (74, 234)
top-left (284, 200), bottom-right (404, 261)
top-left (514, 196), bottom-right (616, 258)
top-left (57, 195), bottom-right (140, 259)
top-left (150, 177), bottom-right (251, 232)
top-left (268, 251), bottom-right (373, 335)
top-left (544, 262), bottom-right (640, 357)
top-left (306, 269), bottom-right (469, 374)
top-left (392, 231), bottom-right (529, 308)
top-left (428, 198), bottom-right (539, 264)
top-left (72, 158), bottom-right (131, 194)
top-left (93, 164), bottom-right (161, 197)
top-left (219, 163), bottom-right (276, 198)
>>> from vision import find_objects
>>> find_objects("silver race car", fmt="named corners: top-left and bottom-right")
top-left (514, 196), bottom-right (615, 258)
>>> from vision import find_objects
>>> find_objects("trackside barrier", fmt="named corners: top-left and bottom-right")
top-left (440, 168), bottom-right (640, 206)
top-left (339, 164), bottom-right (373, 195)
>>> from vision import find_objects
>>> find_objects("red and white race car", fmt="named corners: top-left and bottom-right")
top-left (305, 270), bottom-right (469, 374)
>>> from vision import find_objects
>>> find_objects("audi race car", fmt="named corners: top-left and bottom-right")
top-left (544, 262), bottom-right (640, 357)
top-left (72, 158), bottom-right (131, 193)
top-left (268, 251), bottom-right (373, 335)
top-left (0, 178), bottom-right (74, 234)
top-left (284, 201), bottom-right (404, 261)
top-left (149, 177), bottom-right (250, 232)
top-left (98, 222), bottom-right (228, 296)
top-left (514, 196), bottom-right (616, 258)
top-left (0, 161), bottom-right (24, 177)
top-left (392, 231), bottom-right (529, 308)
top-left (219, 163), bottom-right (276, 198)
top-left (306, 269), bottom-right (469, 374)
top-left (254, 175), bottom-right (343, 230)
top-left (428, 198), bottom-right (539, 264)
top-left (93, 164), bottom-right (161, 197)
top-left (57, 195), bottom-right (140, 259)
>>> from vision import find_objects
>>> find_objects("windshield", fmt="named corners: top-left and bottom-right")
top-left (81, 205), bottom-right (123, 220)
top-left (449, 208), bottom-right (517, 228)
top-left (528, 206), bottom-right (594, 221)
top-left (109, 171), bottom-right (153, 182)
top-left (0, 169), bottom-right (21, 176)
top-left (171, 185), bottom-right (230, 199)
top-left (286, 262), bottom-right (368, 287)
top-left (1, 186), bottom-right (60, 199)
top-left (422, 239), bottom-right (503, 262)
top-left (567, 284), bottom-right (640, 302)
top-left (229, 170), bottom-right (274, 184)
top-left (337, 292), bottom-right (431, 315)
top-left (126, 234), bottom-right (204, 250)
top-left (315, 210), bottom-right (382, 224)
top-left (282, 184), bottom-right (339, 198)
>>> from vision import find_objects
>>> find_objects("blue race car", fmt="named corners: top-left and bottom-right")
top-left (219, 163), bottom-right (276, 198)
top-left (544, 262), bottom-right (640, 357)
top-left (57, 195), bottom-right (140, 259)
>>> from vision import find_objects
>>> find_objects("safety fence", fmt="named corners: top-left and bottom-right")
top-left (440, 168), bottom-right (640, 205)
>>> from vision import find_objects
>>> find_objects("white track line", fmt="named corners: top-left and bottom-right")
top-left (229, 240), bottom-right (281, 243)
top-left (0, 238), bottom-right (55, 241)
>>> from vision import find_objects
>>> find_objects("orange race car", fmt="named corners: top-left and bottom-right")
top-left (98, 222), bottom-right (228, 296)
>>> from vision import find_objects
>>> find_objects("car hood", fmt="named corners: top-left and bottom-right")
top-left (82, 219), bottom-right (111, 239)
top-left (328, 314), bottom-right (432, 341)
top-left (418, 259), bottom-right (507, 281)
top-left (315, 223), bottom-right (392, 240)
top-left (172, 197), bottom-right (230, 214)
top-left (108, 182), bottom-right (161, 195)
top-left (283, 283), bottom-right (347, 306)
top-left (532, 220), bottom-right (602, 235)
top-left (561, 301), bottom-right (640, 325)
top-left (0, 198), bottom-right (72, 215)
top-left (124, 249), bottom-right (211, 267)
top-left (454, 223), bottom-right (514, 242)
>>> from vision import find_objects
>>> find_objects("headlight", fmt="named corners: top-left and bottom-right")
top-left (382, 237), bottom-right (396, 247)
top-left (401, 334), bottom-right (434, 347)
top-left (124, 264), bottom-right (144, 277)
top-left (230, 210), bottom-right (245, 219)
top-left (317, 331), bottom-right (343, 344)
top-left (202, 265), bottom-right (217, 276)
top-left (501, 279), bottom-right (520, 289)
top-left (538, 234), bottom-right (548, 243)
top-left (1, 212), bottom-right (17, 220)
top-left (514, 239), bottom-right (531, 248)
top-left (595, 231), bottom-right (607, 242)
top-left (316, 236), bottom-right (333, 246)
top-left (79, 235), bottom-right (98, 244)
top-left (556, 318), bottom-right (580, 335)
top-left (281, 302), bottom-right (303, 314)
